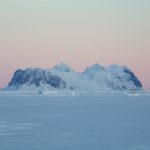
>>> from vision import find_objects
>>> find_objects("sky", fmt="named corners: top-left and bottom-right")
top-left (0, 0), bottom-right (150, 89)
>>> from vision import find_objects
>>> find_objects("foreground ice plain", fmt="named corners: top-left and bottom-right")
top-left (0, 92), bottom-right (150, 150)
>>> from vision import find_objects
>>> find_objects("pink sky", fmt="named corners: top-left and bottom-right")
top-left (0, 0), bottom-right (150, 89)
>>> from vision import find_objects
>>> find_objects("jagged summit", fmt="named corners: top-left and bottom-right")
top-left (6, 63), bottom-right (142, 91)
top-left (106, 64), bottom-right (126, 72)
top-left (85, 63), bottom-right (105, 71)
top-left (83, 63), bottom-right (105, 74)
top-left (51, 63), bottom-right (74, 72)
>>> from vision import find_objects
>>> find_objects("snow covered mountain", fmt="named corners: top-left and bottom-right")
top-left (6, 63), bottom-right (142, 91)
top-left (7, 68), bottom-right (67, 91)
top-left (83, 64), bottom-right (142, 90)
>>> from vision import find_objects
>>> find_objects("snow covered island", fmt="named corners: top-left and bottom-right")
top-left (6, 63), bottom-right (142, 92)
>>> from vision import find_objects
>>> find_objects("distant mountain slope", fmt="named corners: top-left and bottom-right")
top-left (7, 68), bottom-right (67, 91)
top-left (6, 63), bottom-right (142, 91)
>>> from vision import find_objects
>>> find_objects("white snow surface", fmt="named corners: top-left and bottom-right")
top-left (0, 92), bottom-right (150, 150)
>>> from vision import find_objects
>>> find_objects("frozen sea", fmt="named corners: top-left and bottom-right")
top-left (0, 92), bottom-right (150, 150)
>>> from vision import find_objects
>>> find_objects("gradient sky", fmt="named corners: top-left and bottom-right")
top-left (0, 0), bottom-right (150, 89)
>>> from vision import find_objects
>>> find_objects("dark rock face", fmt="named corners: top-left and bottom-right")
top-left (107, 67), bottom-right (142, 90)
top-left (8, 68), bottom-right (67, 89)
top-left (123, 68), bottom-right (142, 88)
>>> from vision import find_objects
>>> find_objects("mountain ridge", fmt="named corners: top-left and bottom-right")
top-left (6, 63), bottom-right (142, 91)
